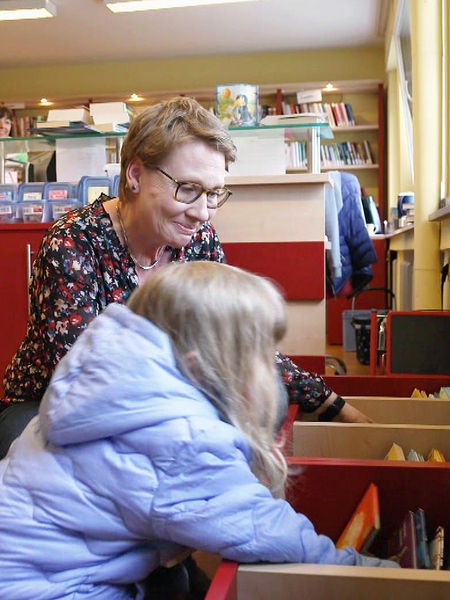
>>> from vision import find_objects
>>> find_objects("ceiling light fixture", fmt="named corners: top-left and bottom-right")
top-left (105, 0), bottom-right (256, 13)
top-left (128, 93), bottom-right (145, 102)
top-left (0, 0), bottom-right (56, 21)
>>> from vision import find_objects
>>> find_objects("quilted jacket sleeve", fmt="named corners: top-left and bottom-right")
top-left (146, 417), bottom-right (396, 568)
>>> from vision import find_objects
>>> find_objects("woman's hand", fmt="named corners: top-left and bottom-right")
top-left (332, 402), bottom-right (374, 423)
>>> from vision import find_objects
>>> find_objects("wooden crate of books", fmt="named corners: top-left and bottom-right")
top-left (300, 396), bottom-right (450, 425)
top-left (291, 421), bottom-right (450, 460)
top-left (205, 458), bottom-right (450, 600)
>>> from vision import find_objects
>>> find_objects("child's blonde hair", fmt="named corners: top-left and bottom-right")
top-left (127, 261), bottom-right (288, 497)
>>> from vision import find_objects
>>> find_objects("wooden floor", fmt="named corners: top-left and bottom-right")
top-left (325, 343), bottom-right (371, 376)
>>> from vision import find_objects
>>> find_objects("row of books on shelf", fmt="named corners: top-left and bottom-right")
top-left (337, 482), bottom-right (446, 570)
top-left (11, 115), bottom-right (38, 138)
top-left (0, 176), bottom-right (117, 224)
top-left (280, 101), bottom-right (356, 128)
top-left (321, 140), bottom-right (375, 167)
top-left (385, 442), bottom-right (446, 463)
top-left (285, 139), bottom-right (375, 170)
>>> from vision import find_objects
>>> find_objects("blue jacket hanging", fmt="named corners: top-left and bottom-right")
top-left (329, 171), bottom-right (377, 296)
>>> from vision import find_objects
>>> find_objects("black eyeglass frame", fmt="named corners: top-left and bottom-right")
top-left (154, 166), bottom-right (232, 209)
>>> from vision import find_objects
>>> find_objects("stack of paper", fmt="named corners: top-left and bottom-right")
top-left (89, 102), bottom-right (132, 132)
top-left (45, 107), bottom-right (92, 126)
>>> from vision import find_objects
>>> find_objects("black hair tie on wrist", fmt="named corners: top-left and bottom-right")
top-left (318, 395), bottom-right (346, 422)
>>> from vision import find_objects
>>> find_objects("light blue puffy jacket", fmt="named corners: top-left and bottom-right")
top-left (0, 304), bottom-right (397, 599)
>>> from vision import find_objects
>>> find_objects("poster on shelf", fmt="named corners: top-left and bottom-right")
top-left (216, 84), bottom-right (259, 127)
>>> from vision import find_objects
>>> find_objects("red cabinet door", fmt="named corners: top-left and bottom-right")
top-left (0, 224), bottom-right (48, 395)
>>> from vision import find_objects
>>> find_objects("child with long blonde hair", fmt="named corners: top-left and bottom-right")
top-left (0, 262), bottom-right (396, 600)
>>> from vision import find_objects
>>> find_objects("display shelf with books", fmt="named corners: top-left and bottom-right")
top-left (205, 458), bottom-right (450, 600)
top-left (291, 421), bottom-right (450, 461)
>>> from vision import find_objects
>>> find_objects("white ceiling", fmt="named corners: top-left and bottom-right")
top-left (0, 0), bottom-right (387, 68)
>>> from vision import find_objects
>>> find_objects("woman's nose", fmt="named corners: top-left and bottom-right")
top-left (186, 193), bottom-right (212, 221)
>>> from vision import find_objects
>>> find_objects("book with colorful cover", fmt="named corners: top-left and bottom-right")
top-left (414, 508), bottom-right (432, 569)
top-left (335, 482), bottom-right (380, 552)
top-left (387, 510), bottom-right (417, 568)
top-left (407, 448), bottom-right (425, 462)
top-left (216, 84), bottom-right (259, 127)
top-left (385, 442), bottom-right (406, 461)
top-left (427, 447), bottom-right (446, 462)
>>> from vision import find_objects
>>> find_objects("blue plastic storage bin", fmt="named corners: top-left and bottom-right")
top-left (43, 181), bottom-right (77, 201)
top-left (43, 182), bottom-right (81, 221)
top-left (112, 174), bottom-right (120, 196)
top-left (49, 199), bottom-right (82, 221)
top-left (77, 176), bottom-right (112, 205)
top-left (0, 184), bottom-right (18, 223)
top-left (0, 183), bottom-right (18, 202)
top-left (18, 182), bottom-right (45, 202)
top-left (17, 182), bottom-right (49, 222)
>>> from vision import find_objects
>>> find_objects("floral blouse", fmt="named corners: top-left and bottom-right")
top-left (2, 197), bottom-right (331, 412)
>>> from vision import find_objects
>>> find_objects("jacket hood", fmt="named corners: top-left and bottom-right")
top-left (39, 304), bottom-right (214, 446)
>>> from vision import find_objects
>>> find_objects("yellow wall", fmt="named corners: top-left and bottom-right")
top-left (0, 46), bottom-right (384, 103)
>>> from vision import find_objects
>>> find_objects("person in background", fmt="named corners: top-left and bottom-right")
top-left (0, 96), bottom-right (370, 460)
top-left (0, 106), bottom-right (13, 138)
top-left (0, 261), bottom-right (398, 600)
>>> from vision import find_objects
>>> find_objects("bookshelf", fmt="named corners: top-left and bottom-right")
top-left (269, 81), bottom-right (385, 220)
top-left (6, 79), bottom-right (385, 207)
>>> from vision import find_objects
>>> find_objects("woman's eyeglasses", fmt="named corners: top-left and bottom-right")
top-left (155, 166), bottom-right (231, 209)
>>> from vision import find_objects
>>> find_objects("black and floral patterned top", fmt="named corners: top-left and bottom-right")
top-left (1, 197), bottom-right (331, 412)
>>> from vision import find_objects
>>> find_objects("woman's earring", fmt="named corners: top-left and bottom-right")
top-left (131, 183), bottom-right (138, 192)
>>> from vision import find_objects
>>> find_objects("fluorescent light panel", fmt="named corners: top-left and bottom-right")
top-left (106, 0), bottom-right (256, 13)
top-left (0, 0), bottom-right (56, 20)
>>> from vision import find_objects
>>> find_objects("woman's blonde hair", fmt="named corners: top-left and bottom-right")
top-left (127, 261), bottom-right (288, 497)
top-left (119, 96), bottom-right (237, 200)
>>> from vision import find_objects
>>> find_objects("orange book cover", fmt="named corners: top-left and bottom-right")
top-left (336, 482), bottom-right (380, 552)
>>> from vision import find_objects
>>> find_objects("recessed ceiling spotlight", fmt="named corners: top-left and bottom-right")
top-left (128, 93), bottom-right (144, 102)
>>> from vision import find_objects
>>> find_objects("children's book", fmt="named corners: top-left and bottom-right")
top-left (216, 84), bottom-right (259, 127)
top-left (429, 526), bottom-right (445, 570)
top-left (387, 510), bottom-right (417, 568)
top-left (411, 388), bottom-right (428, 398)
top-left (438, 386), bottom-right (450, 399)
top-left (427, 448), bottom-right (446, 462)
top-left (335, 482), bottom-right (380, 552)
top-left (384, 442), bottom-right (406, 461)
top-left (414, 508), bottom-right (432, 569)
top-left (407, 448), bottom-right (425, 462)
